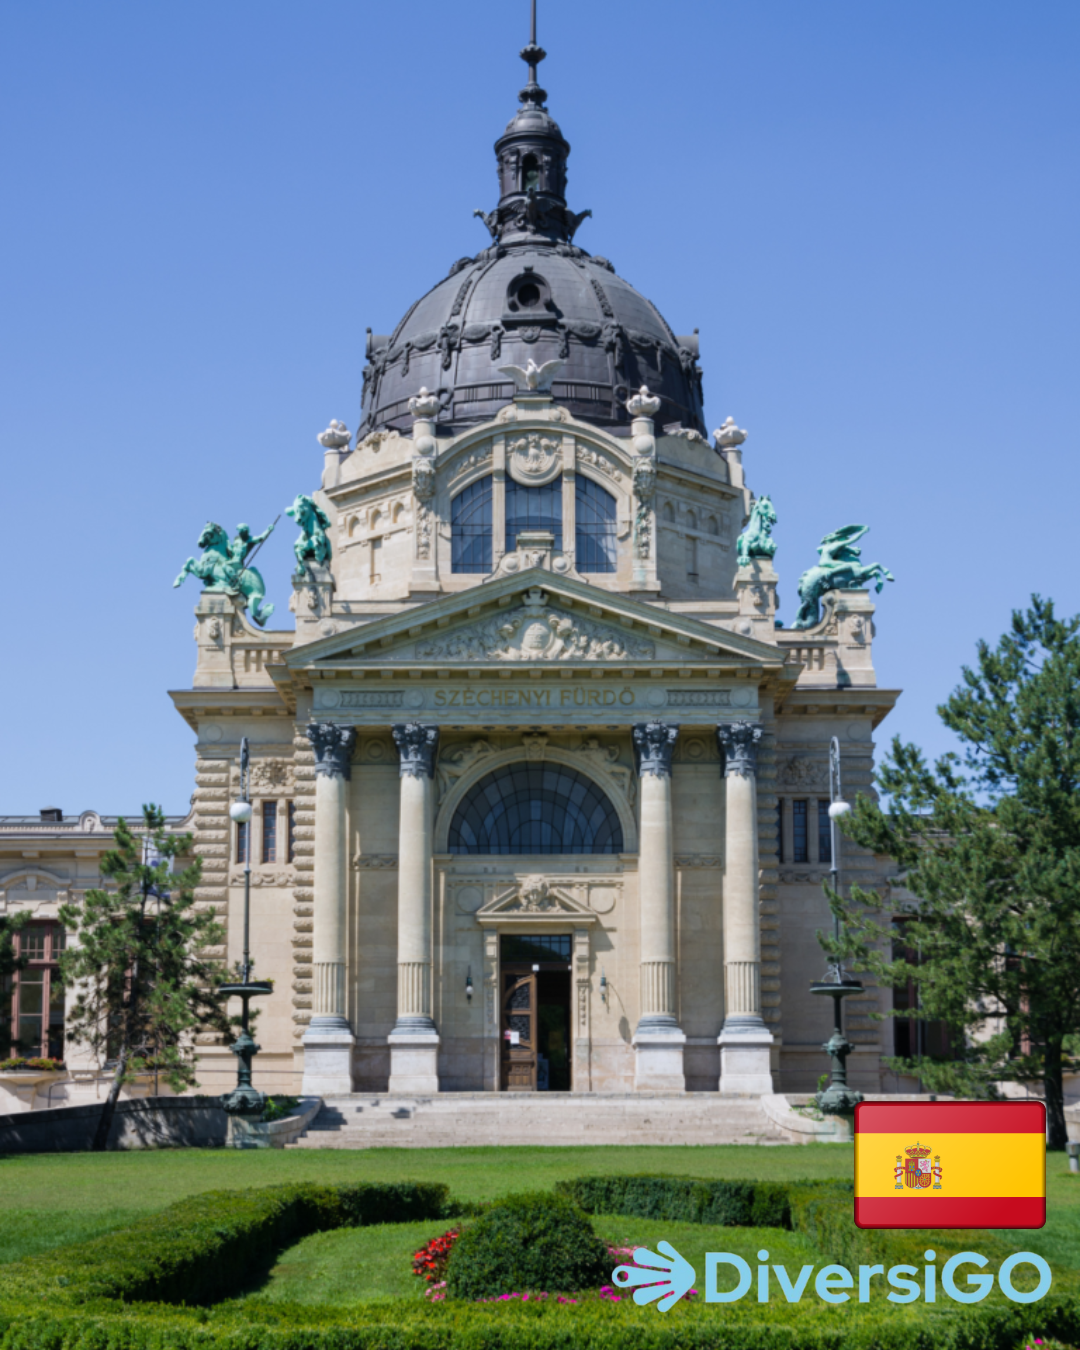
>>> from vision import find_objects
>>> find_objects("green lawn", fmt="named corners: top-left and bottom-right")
top-left (0, 1144), bottom-right (852, 1265)
top-left (240, 1216), bottom-right (823, 1306)
top-left (2, 1143), bottom-right (1078, 1301)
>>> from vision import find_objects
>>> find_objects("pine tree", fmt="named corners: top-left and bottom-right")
top-left (831, 597), bottom-right (1080, 1148)
top-left (59, 805), bottom-right (229, 1151)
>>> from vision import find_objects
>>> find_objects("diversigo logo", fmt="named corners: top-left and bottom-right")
top-left (611, 1245), bottom-right (1053, 1312)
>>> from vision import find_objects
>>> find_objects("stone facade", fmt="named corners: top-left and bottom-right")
top-left (161, 385), bottom-right (900, 1099)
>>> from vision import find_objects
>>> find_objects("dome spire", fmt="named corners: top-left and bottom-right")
top-left (473, 0), bottom-right (591, 248)
top-left (519, 0), bottom-right (547, 108)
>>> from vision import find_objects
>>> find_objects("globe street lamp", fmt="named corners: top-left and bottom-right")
top-left (810, 736), bottom-right (864, 1117)
top-left (220, 737), bottom-right (272, 1117)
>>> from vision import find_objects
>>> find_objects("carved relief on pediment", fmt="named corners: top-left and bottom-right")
top-left (414, 588), bottom-right (655, 662)
top-left (477, 875), bottom-right (598, 922)
top-left (451, 872), bottom-right (621, 922)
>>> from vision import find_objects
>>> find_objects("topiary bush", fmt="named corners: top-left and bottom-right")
top-left (445, 1192), bottom-right (609, 1300)
top-left (556, 1174), bottom-right (793, 1228)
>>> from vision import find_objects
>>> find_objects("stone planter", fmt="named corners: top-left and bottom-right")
top-left (226, 1097), bottom-right (323, 1149)
top-left (760, 1093), bottom-right (855, 1143)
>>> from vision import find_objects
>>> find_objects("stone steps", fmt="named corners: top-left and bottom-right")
top-left (287, 1093), bottom-right (789, 1148)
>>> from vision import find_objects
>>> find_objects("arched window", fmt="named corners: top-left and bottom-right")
top-left (451, 475), bottom-right (493, 574)
top-left (662, 501), bottom-right (675, 522)
top-left (575, 476), bottom-right (617, 573)
top-left (522, 153), bottom-right (540, 193)
top-left (506, 476), bottom-right (563, 552)
top-left (448, 763), bottom-right (624, 855)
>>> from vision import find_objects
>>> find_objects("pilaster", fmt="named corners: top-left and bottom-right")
top-left (409, 388), bottom-right (441, 594)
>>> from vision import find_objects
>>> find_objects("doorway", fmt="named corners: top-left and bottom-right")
top-left (499, 933), bottom-right (573, 1091)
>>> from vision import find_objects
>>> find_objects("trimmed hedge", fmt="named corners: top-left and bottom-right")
top-left (0, 1180), bottom-right (449, 1309)
top-left (1, 1175), bottom-right (1077, 1350)
top-left (3, 1291), bottom-right (1080, 1350)
top-left (446, 1191), bottom-right (608, 1299)
top-left (556, 1173), bottom-right (794, 1228)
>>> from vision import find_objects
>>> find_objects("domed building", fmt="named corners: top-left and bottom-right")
top-left (0, 18), bottom-right (902, 1134)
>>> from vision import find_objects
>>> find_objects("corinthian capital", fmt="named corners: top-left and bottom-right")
top-left (306, 722), bottom-right (357, 780)
top-left (393, 723), bottom-right (440, 779)
top-left (717, 722), bottom-right (763, 778)
top-left (633, 722), bottom-right (679, 779)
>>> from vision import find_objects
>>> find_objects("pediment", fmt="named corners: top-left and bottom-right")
top-left (286, 568), bottom-right (783, 671)
top-left (475, 876), bottom-right (598, 926)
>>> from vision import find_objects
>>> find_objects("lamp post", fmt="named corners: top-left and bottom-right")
top-left (220, 736), bottom-right (272, 1117)
top-left (810, 736), bottom-right (863, 1117)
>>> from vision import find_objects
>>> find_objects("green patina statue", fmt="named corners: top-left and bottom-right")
top-left (286, 494), bottom-right (332, 568)
top-left (792, 524), bottom-right (894, 630)
top-left (737, 495), bottom-right (778, 569)
top-left (173, 522), bottom-right (276, 627)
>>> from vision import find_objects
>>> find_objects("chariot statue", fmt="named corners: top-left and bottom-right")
top-left (286, 493), bottom-right (332, 568)
top-left (737, 495), bottom-right (778, 569)
top-left (792, 524), bottom-right (894, 630)
top-left (173, 522), bottom-right (276, 628)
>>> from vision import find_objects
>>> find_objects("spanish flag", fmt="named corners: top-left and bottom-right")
top-left (854, 1100), bottom-right (1045, 1229)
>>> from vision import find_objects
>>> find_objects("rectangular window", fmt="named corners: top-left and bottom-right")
top-left (451, 475), bottom-right (493, 573)
top-left (792, 800), bottom-right (808, 863)
top-left (236, 820), bottom-right (249, 864)
top-left (262, 800), bottom-right (278, 863)
top-left (776, 800), bottom-right (784, 863)
top-left (505, 476), bottom-right (563, 552)
top-left (287, 801), bottom-right (297, 864)
top-left (574, 476), bottom-right (617, 573)
top-left (500, 933), bottom-right (572, 964)
top-left (817, 800), bottom-right (832, 865)
top-left (4, 923), bottom-right (65, 1061)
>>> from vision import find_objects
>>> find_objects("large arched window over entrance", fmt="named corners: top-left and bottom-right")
top-left (448, 764), bottom-right (624, 855)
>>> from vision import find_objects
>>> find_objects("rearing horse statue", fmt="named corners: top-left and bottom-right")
top-left (173, 522), bottom-right (276, 628)
top-left (792, 524), bottom-right (894, 630)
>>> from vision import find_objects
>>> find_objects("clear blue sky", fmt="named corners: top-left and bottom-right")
top-left (2, 1), bottom-right (1077, 816)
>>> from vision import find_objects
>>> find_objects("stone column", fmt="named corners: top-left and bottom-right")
top-left (301, 721), bottom-right (357, 1096)
top-left (716, 721), bottom-right (775, 1094)
top-left (631, 721), bottom-right (685, 1090)
top-left (388, 722), bottom-right (441, 1092)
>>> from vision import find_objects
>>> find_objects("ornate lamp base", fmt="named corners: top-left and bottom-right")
top-left (219, 982), bottom-right (272, 1118)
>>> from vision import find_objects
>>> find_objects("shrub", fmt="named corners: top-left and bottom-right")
top-left (0, 1180), bottom-right (450, 1309)
top-left (260, 1095), bottom-right (300, 1123)
top-left (445, 1192), bottom-right (609, 1300)
top-left (556, 1174), bottom-right (793, 1229)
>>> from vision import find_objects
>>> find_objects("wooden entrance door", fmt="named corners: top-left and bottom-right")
top-left (501, 972), bottom-right (537, 1090)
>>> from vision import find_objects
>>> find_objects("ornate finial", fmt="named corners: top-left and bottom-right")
top-left (626, 385), bottom-right (661, 418)
top-left (317, 419), bottom-right (351, 451)
top-left (519, 0), bottom-right (547, 106)
top-left (408, 387), bottom-right (441, 419)
top-left (714, 417), bottom-right (747, 450)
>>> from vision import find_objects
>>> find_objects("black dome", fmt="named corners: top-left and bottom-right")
top-left (359, 248), bottom-right (706, 438)
top-left (358, 29), bottom-right (705, 439)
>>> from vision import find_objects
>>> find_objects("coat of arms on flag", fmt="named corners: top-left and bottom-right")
top-left (903, 1144), bottom-right (933, 1189)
